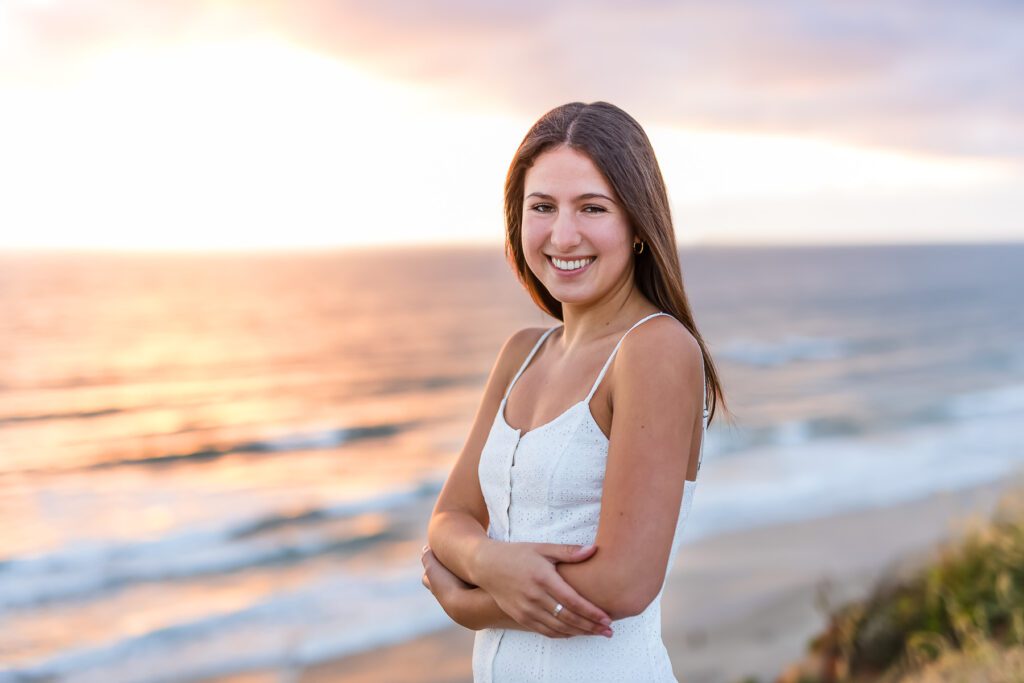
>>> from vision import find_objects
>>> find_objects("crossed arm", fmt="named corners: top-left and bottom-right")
top-left (424, 510), bottom-right (613, 637)
top-left (424, 320), bottom-right (704, 635)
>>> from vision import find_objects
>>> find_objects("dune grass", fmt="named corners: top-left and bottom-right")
top-left (774, 477), bottom-right (1024, 683)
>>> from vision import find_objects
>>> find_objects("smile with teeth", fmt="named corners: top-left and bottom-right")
top-left (549, 255), bottom-right (595, 272)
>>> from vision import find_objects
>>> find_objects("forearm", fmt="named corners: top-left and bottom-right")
top-left (427, 509), bottom-right (493, 586)
top-left (555, 556), bottom-right (636, 621)
top-left (447, 587), bottom-right (531, 631)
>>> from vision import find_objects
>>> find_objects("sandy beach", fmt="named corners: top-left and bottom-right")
top-left (202, 471), bottom-right (1023, 683)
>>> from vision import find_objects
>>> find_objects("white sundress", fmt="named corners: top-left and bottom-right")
top-left (472, 311), bottom-right (708, 682)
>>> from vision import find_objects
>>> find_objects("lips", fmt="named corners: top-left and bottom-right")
top-left (547, 254), bottom-right (596, 275)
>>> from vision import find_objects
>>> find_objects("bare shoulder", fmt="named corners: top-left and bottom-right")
top-left (505, 325), bottom-right (550, 354)
top-left (613, 314), bottom-right (702, 383)
top-left (494, 325), bottom-right (551, 388)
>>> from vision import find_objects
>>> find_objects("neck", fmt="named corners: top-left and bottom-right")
top-left (557, 274), bottom-right (657, 351)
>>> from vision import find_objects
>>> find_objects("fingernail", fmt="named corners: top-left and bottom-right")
top-left (603, 629), bottom-right (613, 638)
top-left (579, 544), bottom-right (595, 552)
top-left (600, 617), bottom-right (611, 626)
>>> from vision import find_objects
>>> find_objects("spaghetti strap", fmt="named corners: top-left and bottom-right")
top-left (584, 312), bottom-right (672, 403)
top-left (697, 361), bottom-right (708, 476)
top-left (503, 326), bottom-right (560, 401)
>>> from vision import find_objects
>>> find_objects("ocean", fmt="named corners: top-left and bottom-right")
top-left (1, 243), bottom-right (1022, 682)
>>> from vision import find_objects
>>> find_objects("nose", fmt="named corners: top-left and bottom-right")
top-left (549, 208), bottom-right (582, 252)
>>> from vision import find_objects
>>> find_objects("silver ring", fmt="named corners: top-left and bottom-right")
top-left (552, 603), bottom-right (563, 618)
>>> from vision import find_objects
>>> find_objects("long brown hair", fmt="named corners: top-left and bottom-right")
top-left (503, 101), bottom-right (728, 426)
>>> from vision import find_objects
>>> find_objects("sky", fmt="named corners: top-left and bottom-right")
top-left (0, 0), bottom-right (1021, 250)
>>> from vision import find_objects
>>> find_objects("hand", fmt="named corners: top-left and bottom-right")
top-left (474, 541), bottom-right (614, 639)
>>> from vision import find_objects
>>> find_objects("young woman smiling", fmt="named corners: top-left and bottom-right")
top-left (422, 101), bottom-right (726, 682)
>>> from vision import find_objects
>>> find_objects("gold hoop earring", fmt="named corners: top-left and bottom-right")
top-left (633, 240), bottom-right (645, 255)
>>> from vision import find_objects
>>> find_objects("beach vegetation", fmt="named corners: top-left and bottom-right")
top-left (776, 481), bottom-right (1024, 683)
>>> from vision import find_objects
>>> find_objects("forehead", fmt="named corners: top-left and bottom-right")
top-left (524, 146), bottom-right (614, 195)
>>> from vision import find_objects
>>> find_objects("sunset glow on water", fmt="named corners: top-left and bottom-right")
top-left (2, 244), bottom-right (1024, 680)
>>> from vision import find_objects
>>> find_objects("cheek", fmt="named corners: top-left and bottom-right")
top-left (591, 224), bottom-right (630, 258)
top-left (520, 222), bottom-right (547, 258)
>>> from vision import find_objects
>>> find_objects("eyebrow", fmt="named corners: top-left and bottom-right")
top-left (525, 192), bottom-right (617, 203)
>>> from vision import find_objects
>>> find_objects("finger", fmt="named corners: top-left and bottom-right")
top-left (538, 542), bottom-right (596, 563)
top-left (528, 593), bottom-right (603, 638)
top-left (551, 604), bottom-right (613, 637)
top-left (532, 605), bottom-right (596, 638)
top-left (507, 603), bottom-right (570, 639)
top-left (524, 616), bottom-right (571, 639)
top-left (535, 607), bottom-right (576, 638)
top-left (421, 573), bottom-right (431, 590)
top-left (561, 543), bottom-right (597, 562)
top-left (543, 574), bottom-right (612, 627)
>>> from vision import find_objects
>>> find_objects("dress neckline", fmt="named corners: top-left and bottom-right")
top-left (498, 395), bottom-right (597, 441)
top-left (495, 395), bottom-right (698, 486)
top-left (497, 311), bottom-right (706, 481)
top-left (501, 312), bottom-right (671, 438)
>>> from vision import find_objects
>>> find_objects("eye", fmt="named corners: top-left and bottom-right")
top-left (583, 205), bottom-right (607, 214)
top-left (529, 203), bottom-right (554, 213)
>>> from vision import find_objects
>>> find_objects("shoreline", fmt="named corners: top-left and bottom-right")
top-left (204, 472), bottom-right (1024, 683)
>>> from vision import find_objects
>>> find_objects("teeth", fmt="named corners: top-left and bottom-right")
top-left (551, 256), bottom-right (594, 271)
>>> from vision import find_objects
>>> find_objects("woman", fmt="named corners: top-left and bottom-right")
top-left (421, 101), bottom-right (726, 682)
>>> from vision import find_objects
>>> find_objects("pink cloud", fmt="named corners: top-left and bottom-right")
top-left (3, 0), bottom-right (1021, 161)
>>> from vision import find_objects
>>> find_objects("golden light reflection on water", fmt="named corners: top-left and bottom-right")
top-left (139, 504), bottom-right (176, 535)
top-left (0, 251), bottom-right (500, 682)
top-left (2, 549), bottom-right (360, 667)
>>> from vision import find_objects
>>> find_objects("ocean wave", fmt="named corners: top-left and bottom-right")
top-left (0, 479), bottom-right (443, 610)
top-left (89, 422), bottom-right (409, 470)
top-left (942, 382), bottom-right (1024, 420)
top-left (718, 335), bottom-right (850, 367)
top-left (0, 407), bottom-right (125, 425)
top-left (1, 420), bottom-right (415, 478)
top-left (0, 564), bottom-right (452, 683)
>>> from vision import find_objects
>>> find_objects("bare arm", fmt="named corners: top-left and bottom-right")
top-left (422, 543), bottom-right (609, 637)
top-left (429, 318), bottom-right (703, 624)
top-left (451, 586), bottom-right (604, 636)
top-left (551, 318), bottom-right (705, 619)
top-left (425, 328), bottom-right (613, 636)
top-left (426, 329), bottom-right (530, 587)
top-left (448, 587), bottom-right (535, 631)
top-left (419, 545), bottom-right (524, 630)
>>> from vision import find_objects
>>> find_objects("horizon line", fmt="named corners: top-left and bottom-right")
top-left (1, 236), bottom-right (1023, 256)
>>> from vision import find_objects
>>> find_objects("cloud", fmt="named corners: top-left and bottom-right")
top-left (3, 0), bottom-right (1023, 162)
